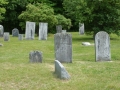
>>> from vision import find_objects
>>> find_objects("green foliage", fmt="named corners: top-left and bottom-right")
top-left (0, 0), bottom-right (8, 22)
top-left (55, 14), bottom-right (72, 30)
top-left (18, 3), bottom-right (58, 32)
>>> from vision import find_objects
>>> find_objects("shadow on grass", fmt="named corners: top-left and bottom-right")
top-left (72, 37), bottom-right (94, 42)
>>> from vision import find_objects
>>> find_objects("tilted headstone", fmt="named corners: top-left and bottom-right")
top-left (79, 23), bottom-right (84, 35)
top-left (18, 34), bottom-right (23, 40)
top-left (4, 32), bottom-right (10, 41)
top-left (12, 28), bottom-right (19, 37)
top-left (25, 21), bottom-right (35, 40)
top-left (55, 60), bottom-right (70, 79)
top-left (54, 33), bottom-right (72, 63)
top-left (0, 25), bottom-right (4, 37)
top-left (39, 22), bottom-right (48, 40)
top-left (95, 31), bottom-right (111, 62)
top-left (29, 51), bottom-right (43, 63)
top-left (56, 25), bottom-right (62, 33)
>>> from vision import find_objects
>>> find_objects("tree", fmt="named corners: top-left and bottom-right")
top-left (0, 0), bottom-right (8, 22)
top-left (18, 3), bottom-right (58, 33)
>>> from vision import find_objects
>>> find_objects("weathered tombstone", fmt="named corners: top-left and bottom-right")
top-left (4, 32), bottom-right (10, 41)
top-left (54, 33), bottom-right (72, 63)
top-left (25, 21), bottom-right (35, 40)
top-left (56, 25), bottom-right (62, 33)
top-left (62, 30), bottom-right (66, 33)
top-left (18, 34), bottom-right (23, 40)
top-left (29, 51), bottom-right (43, 63)
top-left (55, 60), bottom-right (70, 79)
top-left (12, 28), bottom-right (19, 37)
top-left (79, 23), bottom-right (84, 35)
top-left (0, 25), bottom-right (4, 37)
top-left (95, 31), bottom-right (111, 62)
top-left (39, 22), bottom-right (48, 40)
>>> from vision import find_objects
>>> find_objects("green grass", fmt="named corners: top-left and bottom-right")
top-left (0, 32), bottom-right (120, 90)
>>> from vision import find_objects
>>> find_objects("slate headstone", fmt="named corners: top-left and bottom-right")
top-left (25, 21), bottom-right (35, 40)
top-left (55, 60), bottom-right (70, 79)
top-left (54, 33), bottom-right (72, 63)
top-left (79, 23), bottom-right (84, 35)
top-left (29, 51), bottom-right (43, 63)
top-left (39, 22), bottom-right (48, 40)
top-left (12, 28), bottom-right (19, 37)
top-left (95, 31), bottom-right (111, 62)
top-left (4, 32), bottom-right (10, 41)
top-left (56, 25), bottom-right (62, 33)
top-left (0, 25), bottom-right (4, 37)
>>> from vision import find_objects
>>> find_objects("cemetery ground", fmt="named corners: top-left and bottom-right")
top-left (0, 32), bottom-right (120, 90)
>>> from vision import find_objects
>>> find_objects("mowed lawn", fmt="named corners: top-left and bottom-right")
top-left (0, 32), bottom-right (120, 90)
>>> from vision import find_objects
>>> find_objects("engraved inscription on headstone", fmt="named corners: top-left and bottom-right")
top-left (95, 31), bottom-right (111, 62)
top-left (25, 21), bottom-right (35, 40)
top-left (39, 22), bottom-right (48, 40)
top-left (4, 32), bottom-right (10, 41)
top-left (29, 51), bottom-right (43, 63)
top-left (54, 33), bottom-right (72, 63)
top-left (0, 25), bottom-right (4, 37)
top-left (12, 28), bottom-right (19, 37)
top-left (56, 25), bottom-right (62, 33)
top-left (79, 23), bottom-right (84, 35)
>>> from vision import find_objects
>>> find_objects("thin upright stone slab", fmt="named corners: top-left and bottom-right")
top-left (18, 34), bottom-right (23, 40)
top-left (29, 51), bottom-right (42, 63)
top-left (4, 32), bottom-right (10, 41)
top-left (62, 30), bottom-right (66, 33)
top-left (56, 25), bottom-right (62, 33)
top-left (12, 28), bottom-right (19, 37)
top-left (25, 21), bottom-right (35, 40)
top-left (55, 60), bottom-right (70, 79)
top-left (0, 25), bottom-right (4, 37)
top-left (79, 23), bottom-right (84, 35)
top-left (39, 22), bottom-right (48, 40)
top-left (95, 31), bottom-right (111, 62)
top-left (54, 33), bottom-right (72, 63)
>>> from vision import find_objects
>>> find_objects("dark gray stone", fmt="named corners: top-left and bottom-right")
top-left (25, 21), bottom-right (35, 40)
top-left (29, 51), bottom-right (42, 63)
top-left (4, 32), bottom-right (10, 41)
top-left (0, 25), bottom-right (4, 37)
top-left (12, 28), bottom-right (19, 37)
top-left (54, 33), bottom-right (72, 63)
top-left (18, 34), bottom-right (23, 40)
top-left (95, 31), bottom-right (111, 62)
top-left (56, 25), bottom-right (62, 33)
top-left (39, 22), bottom-right (48, 40)
top-left (55, 60), bottom-right (70, 79)
top-left (79, 23), bottom-right (84, 35)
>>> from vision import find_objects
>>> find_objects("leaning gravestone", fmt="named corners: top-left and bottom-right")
top-left (12, 28), bottom-right (19, 37)
top-left (79, 23), bottom-right (84, 35)
top-left (25, 21), bottom-right (35, 40)
top-left (0, 25), bottom-right (4, 37)
top-left (29, 51), bottom-right (43, 63)
top-left (95, 31), bottom-right (111, 62)
top-left (4, 32), bottom-right (10, 41)
top-left (54, 33), bottom-right (72, 63)
top-left (39, 22), bottom-right (48, 40)
top-left (55, 60), bottom-right (70, 80)
top-left (56, 25), bottom-right (62, 33)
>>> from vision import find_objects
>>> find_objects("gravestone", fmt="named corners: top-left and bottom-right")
top-left (79, 23), bottom-right (84, 35)
top-left (25, 21), bottom-right (35, 40)
top-left (29, 51), bottom-right (42, 63)
top-left (0, 25), bottom-right (4, 37)
top-left (12, 28), bottom-right (19, 37)
top-left (56, 25), bottom-right (62, 33)
top-left (55, 60), bottom-right (70, 80)
top-left (95, 31), bottom-right (111, 62)
top-left (62, 30), bottom-right (66, 33)
top-left (18, 34), bottom-right (23, 40)
top-left (39, 22), bottom-right (48, 40)
top-left (54, 33), bottom-right (72, 63)
top-left (4, 32), bottom-right (10, 41)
